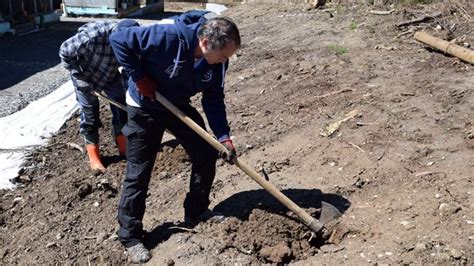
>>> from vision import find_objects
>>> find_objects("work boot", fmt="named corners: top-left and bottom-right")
top-left (85, 144), bottom-right (106, 173)
top-left (126, 242), bottom-right (151, 264)
top-left (115, 134), bottom-right (126, 156)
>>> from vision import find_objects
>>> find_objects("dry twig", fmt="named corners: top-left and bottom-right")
top-left (369, 9), bottom-right (395, 15)
top-left (396, 12), bottom-right (442, 27)
top-left (315, 88), bottom-right (353, 99)
top-left (48, 142), bottom-right (84, 153)
top-left (169, 226), bottom-right (198, 233)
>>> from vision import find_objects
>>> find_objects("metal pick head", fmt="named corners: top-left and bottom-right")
top-left (319, 201), bottom-right (342, 224)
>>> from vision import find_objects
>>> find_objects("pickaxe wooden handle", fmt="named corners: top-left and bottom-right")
top-left (92, 89), bottom-right (340, 232)
top-left (153, 91), bottom-right (340, 232)
top-left (91, 90), bottom-right (127, 111)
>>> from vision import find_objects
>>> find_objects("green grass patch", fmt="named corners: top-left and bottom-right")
top-left (349, 21), bottom-right (358, 30)
top-left (328, 44), bottom-right (348, 55)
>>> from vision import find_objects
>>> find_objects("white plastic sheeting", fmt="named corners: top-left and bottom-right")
top-left (0, 81), bottom-right (78, 189)
top-left (206, 4), bottom-right (228, 14)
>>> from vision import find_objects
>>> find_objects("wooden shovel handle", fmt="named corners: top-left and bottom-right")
top-left (154, 91), bottom-right (324, 232)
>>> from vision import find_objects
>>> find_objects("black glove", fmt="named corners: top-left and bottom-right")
top-left (219, 139), bottom-right (237, 164)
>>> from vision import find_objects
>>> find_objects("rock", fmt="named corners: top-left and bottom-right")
top-left (415, 243), bottom-right (427, 251)
top-left (12, 197), bottom-right (23, 204)
top-left (96, 232), bottom-right (107, 243)
top-left (259, 242), bottom-right (292, 263)
top-left (326, 220), bottom-right (350, 244)
top-left (320, 244), bottom-right (345, 253)
top-left (77, 183), bottom-right (92, 199)
top-left (158, 171), bottom-right (171, 180)
top-left (439, 203), bottom-right (461, 216)
top-left (444, 247), bottom-right (463, 259)
top-left (98, 178), bottom-right (109, 185)
top-left (46, 242), bottom-right (58, 248)
top-left (18, 175), bottom-right (32, 183)
top-left (400, 220), bottom-right (415, 230)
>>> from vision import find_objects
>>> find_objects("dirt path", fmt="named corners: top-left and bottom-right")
top-left (1, 2), bottom-right (473, 264)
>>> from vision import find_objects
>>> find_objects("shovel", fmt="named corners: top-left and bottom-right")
top-left (92, 90), bottom-right (341, 232)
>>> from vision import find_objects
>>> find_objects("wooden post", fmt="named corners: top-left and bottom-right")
top-left (414, 31), bottom-right (474, 64)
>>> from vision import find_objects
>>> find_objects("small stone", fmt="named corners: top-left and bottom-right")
top-left (158, 171), bottom-right (171, 180)
top-left (77, 183), bottom-right (92, 198)
top-left (259, 242), bottom-right (292, 263)
top-left (18, 175), bottom-right (32, 183)
top-left (400, 220), bottom-right (415, 229)
top-left (93, 201), bottom-right (100, 207)
top-left (12, 197), bottom-right (23, 204)
top-left (445, 247), bottom-right (463, 259)
top-left (415, 243), bottom-right (427, 251)
top-left (246, 144), bottom-right (254, 150)
top-left (439, 202), bottom-right (461, 216)
top-left (56, 233), bottom-right (63, 240)
top-left (46, 242), bottom-right (57, 248)
top-left (96, 232), bottom-right (107, 243)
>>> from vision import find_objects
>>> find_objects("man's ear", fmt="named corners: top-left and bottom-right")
top-left (200, 37), bottom-right (209, 50)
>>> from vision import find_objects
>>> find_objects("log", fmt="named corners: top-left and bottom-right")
top-left (414, 31), bottom-right (474, 64)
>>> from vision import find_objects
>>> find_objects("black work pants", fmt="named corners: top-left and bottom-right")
top-left (117, 104), bottom-right (218, 247)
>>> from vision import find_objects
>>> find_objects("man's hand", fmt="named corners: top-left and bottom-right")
top-left (219, 139), bottom-right (237, 164)
top-left (136, 75), bottom-right (156, 101)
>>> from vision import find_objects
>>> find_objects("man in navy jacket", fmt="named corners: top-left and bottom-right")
top-left (109, 11), bottom-right (240, 263)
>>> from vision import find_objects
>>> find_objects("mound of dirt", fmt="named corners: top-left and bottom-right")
top-left (1, 2), bottom-right (473, 264)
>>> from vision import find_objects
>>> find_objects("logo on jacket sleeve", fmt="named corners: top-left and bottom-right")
top-left (202, 70), bottom-right (213, 82)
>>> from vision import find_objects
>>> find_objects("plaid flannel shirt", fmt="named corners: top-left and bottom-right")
top-left (59, 20), bottom-right (120, 91)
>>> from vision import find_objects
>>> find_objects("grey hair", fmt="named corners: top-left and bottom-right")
top-left (198, 17), bottom-right (241, 51)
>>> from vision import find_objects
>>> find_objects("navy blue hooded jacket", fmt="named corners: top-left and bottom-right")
top-left (109, 10), bottom-right (230, 139)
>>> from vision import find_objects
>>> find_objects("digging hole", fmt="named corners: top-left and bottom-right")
top-left (208, 208), bottom-right (345, 264)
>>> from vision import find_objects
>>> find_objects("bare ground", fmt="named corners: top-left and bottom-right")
top-left (1, 2), bottom-right (473, 264)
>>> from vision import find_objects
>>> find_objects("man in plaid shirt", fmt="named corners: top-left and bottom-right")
top-left (59, 19), bottom-right (138, 172)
